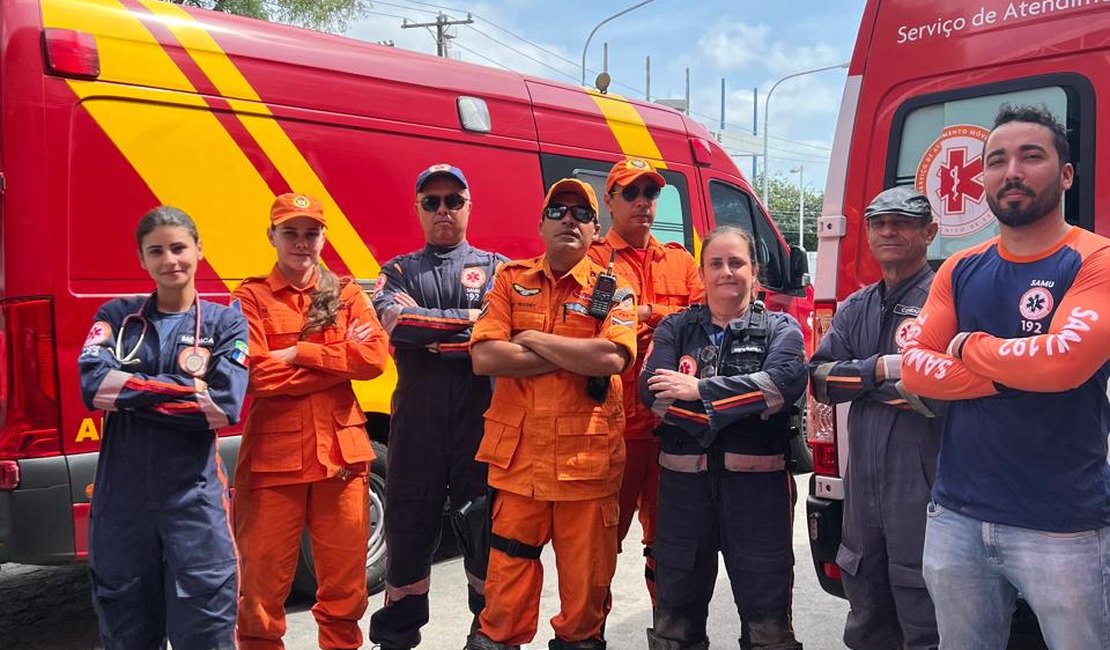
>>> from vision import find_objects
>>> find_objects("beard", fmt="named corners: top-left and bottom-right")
top-left (986, 177), bottom-right (1063, 227)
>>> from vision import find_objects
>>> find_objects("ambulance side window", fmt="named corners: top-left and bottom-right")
top-left (709, 181), bottom-right (786, 290)
top-left (887, 78), bottom-right (1093, 263)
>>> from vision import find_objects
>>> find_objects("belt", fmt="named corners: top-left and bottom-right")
top-left (658, 451), bottom-right (785, 473)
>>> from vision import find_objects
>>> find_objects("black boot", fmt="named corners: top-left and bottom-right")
top-left (739, 640), bottom-right (802, 650)
top-left (548, 638), bottom-right (606, 650)
top-left (465, 632), bottom-right (520, 650)
top-left (647, 628), bottom-right (709, 650)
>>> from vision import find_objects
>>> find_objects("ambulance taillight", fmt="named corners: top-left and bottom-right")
top-left (806, 300), bottom-right (839, 476)
top-left (0, 297), bottom-right (61, 468)
top-left (42, 28), bottom-right (100, 80)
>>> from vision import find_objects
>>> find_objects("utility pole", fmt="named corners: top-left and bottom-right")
top-left (645, 56), bottom-right (651, 101)
top-left (402, 12), bottom-right (473, 57)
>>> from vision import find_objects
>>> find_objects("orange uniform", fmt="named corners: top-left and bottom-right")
top-left (232, 265), bottom-right (389, 650)
top-left (470, 253), bottom-right (636, 645)
top-left (588, 229), bottom-right (702, 602)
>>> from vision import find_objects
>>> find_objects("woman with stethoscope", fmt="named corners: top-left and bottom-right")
top-left (232, 193), bottom-right (389, 650)
top-left (77, 206), bottom-right (249, 650)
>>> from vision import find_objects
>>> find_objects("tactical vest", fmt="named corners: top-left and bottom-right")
top-left (657, 303), bottom-right (794, 459)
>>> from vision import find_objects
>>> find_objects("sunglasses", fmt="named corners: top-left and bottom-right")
top-left (612, 183), bottom-right (661, 202)
top-left (420, 193), bottom-right (468, 212)
top-left (544, 203), bottom-right (597, 223)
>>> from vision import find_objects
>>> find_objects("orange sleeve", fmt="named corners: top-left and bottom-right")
top-left (900, 255), bottom-right (999, 399)
top-left (470, 268), bottom-right (514, 344)
top-left (959, 245), bottom-right (1110, 392)
top-left (234, 285), bottom-right (349, 398)
top-left (293, 284), bottom-right (389, 381)
top-left (647, 251), bottom-right (703, 328)
top-left (603, 278), bottom-right (638, 370)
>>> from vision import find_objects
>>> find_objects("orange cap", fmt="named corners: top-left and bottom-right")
top-left (270, 192), bottom-right (326, 226)
top-left (543, 178), bottom-right (599, 216)
top-left (605, 157), bottom-right (666, 194)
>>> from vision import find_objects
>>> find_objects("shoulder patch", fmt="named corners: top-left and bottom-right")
top-left (230, 340), bottom-right (250, 368)
top-left (239, 275), bottom-right (268, 285)
top-left (84, 321), bottom-right (113, 346)
top-left (664, 242), bottom-right (689, 251)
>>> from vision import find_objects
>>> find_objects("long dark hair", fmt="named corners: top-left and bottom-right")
top-left (301, 262), bottom-right (344, 336)
top-left (135, 205), bottom-right (199, 248)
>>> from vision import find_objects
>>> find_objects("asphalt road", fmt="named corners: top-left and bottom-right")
top-left (0, 475), bottom-right (850, 650)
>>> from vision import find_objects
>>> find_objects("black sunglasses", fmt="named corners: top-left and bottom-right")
top-left (420, 193), bottom-right (468, 212)
top-left (612, 183), bottom-right (661, 202)
top-left (544, 203), bottom-right (597, 223)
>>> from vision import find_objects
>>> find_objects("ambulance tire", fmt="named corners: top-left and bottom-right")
top-left (790, 398), bottom-right (814, 475)
top-left (290, 440), bottom-right (390, 600)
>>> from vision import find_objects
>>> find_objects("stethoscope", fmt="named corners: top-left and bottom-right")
top-left (116, 293), bottom-right (209, 378)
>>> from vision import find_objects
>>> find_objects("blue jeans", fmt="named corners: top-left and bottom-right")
top-left (921, 501), bottom-right (1109, 650)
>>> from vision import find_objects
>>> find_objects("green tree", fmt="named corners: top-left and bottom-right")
top-left (753, 172), bottom-right (823, 252)
top-left (166, 0), bottom-right (370, 32)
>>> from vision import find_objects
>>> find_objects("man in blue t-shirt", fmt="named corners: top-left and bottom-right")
top-left (902, 105), bottom-right (1109, 649)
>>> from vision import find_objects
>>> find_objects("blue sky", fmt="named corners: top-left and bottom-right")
top-left (345, 1), bottom-right (868, 193)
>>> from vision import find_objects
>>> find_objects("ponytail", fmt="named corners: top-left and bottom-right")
top-left (301, 262), bottom-right (343, 336)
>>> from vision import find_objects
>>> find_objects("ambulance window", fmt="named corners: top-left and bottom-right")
top-left (888, 82), bottom-right (1089, 263)
top-left (709, 181), bottom-right (786, 290)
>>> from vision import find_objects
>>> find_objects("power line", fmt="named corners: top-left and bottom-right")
top-left (464, 25), bottom-right (579, 82)
top-left (451, 40), bottom-right (515, 72)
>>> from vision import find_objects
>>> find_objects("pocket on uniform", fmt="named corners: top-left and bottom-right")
top-left (173, 560), bottom-right (237, 599)
top-left (476, 408), bottom-right (525, 470)
top-left (652, 538), bottom-right (697, 571)
top-left (250, 411), bottom-right (303, 473)
top-left (510, 310), bottom-right (546, 334)
top-left (334, 403), bottom-right (373, 464)
top-left (89, 570), bottom-right (143, 602)
top-left (555, 414), bottom-right (610, 481)
top-left (835, 543), bottom-right (862, 577)
top-left (262, 314), bottom-right (301, 350)
top-left (591, 497), bottom-right (621, 587)
top-left (553, 312), bottom-right (597, 338)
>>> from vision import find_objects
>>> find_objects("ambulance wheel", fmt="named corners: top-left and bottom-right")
top-left (790, 399), bottom-right (814, 475)
top-left (290, 441), bottom-right (390, 599)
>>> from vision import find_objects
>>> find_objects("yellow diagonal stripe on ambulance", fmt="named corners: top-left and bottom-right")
top-left (42, 0), bottom-right (395, 413)
top-left (137, 0), bottom-right (379, 279)
top-left (587, 91), bottom-right (667, 170)
top-left (41, 0), bottom-right (282, 288)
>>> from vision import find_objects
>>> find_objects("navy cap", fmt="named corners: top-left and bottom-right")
top-left (415, 163), bottom-right (468, 193)
top-left (864, 186), bottom-right (933, 220)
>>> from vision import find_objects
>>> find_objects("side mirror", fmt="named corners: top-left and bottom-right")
top-left (789, 245), bottom-right (810, 290)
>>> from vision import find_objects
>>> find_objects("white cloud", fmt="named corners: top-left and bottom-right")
top-left (697, 22), bottom-right (772, 70)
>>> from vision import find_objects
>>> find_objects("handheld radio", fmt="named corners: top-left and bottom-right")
top-left (588, 250), bottom-right (619, 319)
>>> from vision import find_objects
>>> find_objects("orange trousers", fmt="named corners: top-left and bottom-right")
top-left (478, 490), bottom-right (619, 645)
top-left (234, 477), bottom-right (369, 650)
top-left (617, 436), bottom-right (660, 603)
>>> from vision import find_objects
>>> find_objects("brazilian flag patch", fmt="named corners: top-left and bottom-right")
top-left (231, 340), bottom-right (250, 368)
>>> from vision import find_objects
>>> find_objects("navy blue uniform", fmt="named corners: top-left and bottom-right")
top-left (78, 295), bottom-right (248, 650)
top-left (369, 242), bottom-right (507, 649)
top-left (640, 304), bottom-right (808, 650)
top-left (809, 265), bottom-right (942, 650)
